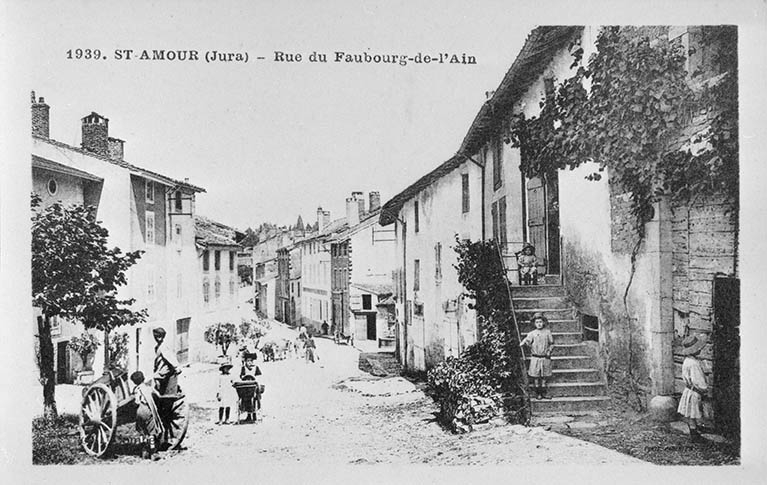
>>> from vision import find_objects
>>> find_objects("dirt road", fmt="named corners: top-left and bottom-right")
top-left (147, 322), bottom-right (643, 466)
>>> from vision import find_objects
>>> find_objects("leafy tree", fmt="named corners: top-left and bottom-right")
top-left (32, 195), bottom-right (146, 419)
top-left (238, 264), bottom-right (254, 285)
top-left (203, 322), bottom-right (238, 356)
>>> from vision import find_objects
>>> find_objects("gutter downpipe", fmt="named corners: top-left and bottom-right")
top-left (460, 152), bottom-right (486, 241)
top-left (394, 215), bottom-right (408, 370)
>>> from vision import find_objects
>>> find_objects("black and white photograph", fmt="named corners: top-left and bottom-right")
top-left (1, 0), bottom-right (766, 482)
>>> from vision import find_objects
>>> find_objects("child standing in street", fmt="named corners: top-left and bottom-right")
top-left (216, 363), bottom-right (237, 424)
top-left (305, 335), bottom-right (317, 363)
top-left (520, 312), bottom-right (554, 399)
top-left (677, 333), bottom-right (712, 443)
top-left (130, 371), bottom-right (164, 459)
top-left (517, 243), bottom-right (539, 286)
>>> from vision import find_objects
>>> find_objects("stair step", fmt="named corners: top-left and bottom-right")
top-left (515, 308), bottom-right (576, 321)
top-left (510, 284), bottom-right (566, 297)
top-left (549, 368), bottom-right (602, 383)
top-left (522, 332), bottom-right (582, 345)
top-left (520, 319), bottom-right (580, 333)
top-left (531, 396), bottom-right (610, 413)
top-left (544, 382), bottom-right (606, 397)
top-left (551, 343), bottom-right (590, 357)
top-left (512, 296), bottom-right (571, 310)
top-left (524, 355), bottom-right (594, 370)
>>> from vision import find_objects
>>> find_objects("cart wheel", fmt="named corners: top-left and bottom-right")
top-left (164, 395), bottom-right (189, 450)
top-left (79, 383), bottom-right (118, 458)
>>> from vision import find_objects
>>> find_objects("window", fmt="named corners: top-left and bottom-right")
top-left (297, 282), bottom-right (301, 297)
top-left (202, 250), bottom-right (210, 271)
top-left (413, 259), bottom-right (420, 291)
top-left (145, 179), bottom-right (154, 203)
top-left (435, 242), bottom-right (442, 282)
top-left (498, 196), bottom-right (507, 246)
top-left (215, 250), bottom-right (221, 271)
top-left (174, 224), bottom-right (182, 246)
top-left (493, 138), bottom-right (503, 190)
top-left (414, 200), bottom-right (420, 233)
top-left (174, 190), bottom-right (183, 212)
top-left (145, 211), bottom-right (155, 245)
top-left (203, 279), bottom-right (210, 304)
top-left (229, 251), bottom-right (235, 271)
top-left (414, 302), bottom-right (424, 317)
top-left (461, 173), bottom-right (470, 213)
top-left (147, 266), bottom-right (156, 302)
top-left (362, 294), bottom-right (372, 310)
top-left (47, 178), bottom-right (58, 195)
top-left (215, 278), bottom-right (221, 300)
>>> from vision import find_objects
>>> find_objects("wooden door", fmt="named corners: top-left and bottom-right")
top-left (176, 318), bottom-right (190, 365)
top-left (367, 313), bottom-right (377, 340)
top-left (713, 277), bottom-right (740, 440)
top-left (527, 176), bottom-right (547, 269)
top-left (56, 340), bottom-right (71, 384)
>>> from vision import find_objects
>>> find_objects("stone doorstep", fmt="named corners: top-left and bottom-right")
top-left (551, 343), bottom-right (591, 356)
top-left (531, 395), bottom-right (611, 413)
top-left (544, 382), bottom-right (606, 397)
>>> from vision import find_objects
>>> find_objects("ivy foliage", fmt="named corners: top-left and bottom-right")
top-left (507, 26), bottom-right (738, 232)
top-left (426, 239), bottom-right (528, 431)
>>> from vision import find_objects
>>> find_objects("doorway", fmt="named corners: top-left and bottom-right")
top-left (56, 340), bottom-right (71, 384)
top-left (713, 277), bottom-right (740, 441)
top-left (525, 173), bottom-right (560, 275)
top-left (366, 313), bottom-right (377, 340)
top-left (176, 318), bottom-right (190, 365)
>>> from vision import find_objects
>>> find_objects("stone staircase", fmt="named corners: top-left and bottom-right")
top-left (512, 283), bottom-right (610, 414)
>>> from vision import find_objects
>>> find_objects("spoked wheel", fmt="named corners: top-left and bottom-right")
top-left (163, 393), bottom-right (189, 450)
top-left (79, 383), bottom-right (117, 458)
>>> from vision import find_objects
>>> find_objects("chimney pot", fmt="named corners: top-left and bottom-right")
top-left (346, 197), bottom-right (360, 227)
top-left (369, 191), bottom-right (381, 212)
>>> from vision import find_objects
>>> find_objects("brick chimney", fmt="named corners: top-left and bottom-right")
top-left (31, 91), bottom-right (50, 138)
top-left (322, 210), bottom-right (330, 229)
top-left (346, 197), bottom-right (360, 227)
top-left (81, 112), bottom-right (109, 156)
top-left (352, 191), bottom-right (365, 219)
top-left (369, 191), bottom-right (381, 212)
top-left (108, 137), bottom-right (125, 160)
top-left (317, 206), bottom-right (325, 232)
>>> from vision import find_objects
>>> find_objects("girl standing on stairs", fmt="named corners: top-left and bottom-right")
top-left (520, 312), bottom-right (554, 399)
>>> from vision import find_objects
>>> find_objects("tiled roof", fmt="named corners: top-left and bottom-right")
top-left (195, 216), bottom-right (241, 248)
top-left (351, 282), bottom-right (393, 296)
top-left (32, 154), bottom-right (103, 182)
top-left (34, 135), bottom-right (206, 193)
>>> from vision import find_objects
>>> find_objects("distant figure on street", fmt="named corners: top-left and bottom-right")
top-left (130, 371), bottom-right (163, 459)
top-left (321, 320), bottom-right (329, 335)
top-left (216, 363), bottom-right (237, 425)
top-left (304, 335), bottom-right (317, 363)
top-left (520, 312), bottom-right (553, 399)
top-left (677, 333), bottom-right (712, 443)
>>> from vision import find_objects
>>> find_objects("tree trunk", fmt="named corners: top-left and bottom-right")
top-left (37, 315), bottom-right (58, 420)
top-left (104, 328), bottom-right (110, 370)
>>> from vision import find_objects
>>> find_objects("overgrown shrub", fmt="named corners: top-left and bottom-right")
top-left (32, 414), bottom-right (82, 464)
top-left (204, 322), bottom-right (238, 356)
top-left (426, 239), bottom-right (528, 431)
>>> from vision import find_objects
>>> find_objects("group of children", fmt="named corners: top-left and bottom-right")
top-left (521, 310), bottom-right (713, 443)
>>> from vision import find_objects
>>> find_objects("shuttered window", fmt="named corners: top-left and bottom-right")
top-left (461, 174), bottom-right (470, 213)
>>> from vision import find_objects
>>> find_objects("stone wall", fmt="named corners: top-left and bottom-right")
top-left (670, 192), bottom-right (738, 393)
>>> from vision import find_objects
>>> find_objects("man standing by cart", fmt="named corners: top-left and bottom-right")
top-left (153, 327), bottom-right (181, 396)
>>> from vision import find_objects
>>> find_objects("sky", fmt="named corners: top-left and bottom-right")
top-left (16, 0), bottom-right (536, 230)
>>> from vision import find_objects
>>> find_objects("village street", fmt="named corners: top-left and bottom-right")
top-left (98, 321), bottom-right (641, 466)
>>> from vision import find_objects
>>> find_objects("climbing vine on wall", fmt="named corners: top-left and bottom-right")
top-left (507, 26), bottom-right (738, 235)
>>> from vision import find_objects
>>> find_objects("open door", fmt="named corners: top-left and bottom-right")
top-left (526, 173), bottom-right (560, 275)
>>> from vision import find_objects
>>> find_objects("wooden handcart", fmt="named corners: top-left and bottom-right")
top-left (78, 368), bottom-right (189, 458)
top-left (232, 380), bottom-right (263, 424)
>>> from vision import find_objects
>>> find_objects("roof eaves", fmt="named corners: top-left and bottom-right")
top-left (33, 135), bottom-right (206, 193)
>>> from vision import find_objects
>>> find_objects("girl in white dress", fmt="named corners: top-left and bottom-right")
top-left (520, 312), bottom-right (554, 399)
top-left (676, 333), bottom-right (711, 443)
top-left (216, 363), bottom-right (238, 424)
